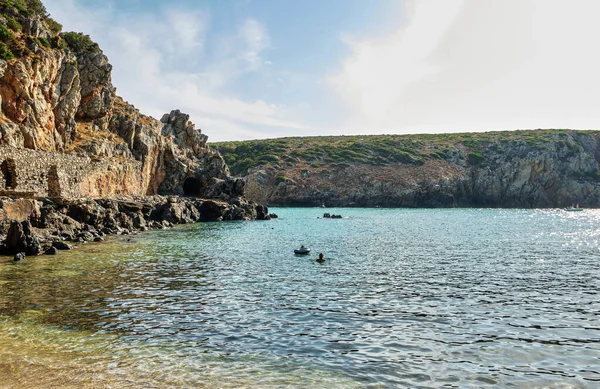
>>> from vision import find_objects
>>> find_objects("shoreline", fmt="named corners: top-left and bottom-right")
top-left (0, 195), bottom-right (272, 260)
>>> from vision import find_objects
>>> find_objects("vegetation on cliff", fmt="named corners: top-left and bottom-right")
top-left (212, 129), bottom-right (599, 176)
top-left (211, 129), bottom-right (600, 208)
top-left (0, 0), bottom-right (74, 60)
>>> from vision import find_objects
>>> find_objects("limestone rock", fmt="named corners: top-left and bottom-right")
top-left (0, 13), bottom-right (253, 204)
top-left (161, 110), bottom-right (208, 154)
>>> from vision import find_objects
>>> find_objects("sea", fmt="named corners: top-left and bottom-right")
top-left (0, 208), bottom-right (598, 388)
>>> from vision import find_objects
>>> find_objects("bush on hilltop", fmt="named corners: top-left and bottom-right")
top-left (62, 31), bottom-right (99, 53)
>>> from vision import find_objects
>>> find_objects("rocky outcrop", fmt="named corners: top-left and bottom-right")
top-left (1, 220), bottom-right (41, 255)
top-left (239, 131), bottom-right (600, 208)
top-left (0, 194), bottom-right (271, 255)
top-left (0, 2), bottom-right (270, 261)
top-left (0, 49), bottom-right (79, 150)
top-left (0, 8), bottom-right (246, 202)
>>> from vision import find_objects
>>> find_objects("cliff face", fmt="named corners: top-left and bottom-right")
top-left (215, 131), bottom-right (600, 208)
top-left (0, 3), bottom-right (242, 201)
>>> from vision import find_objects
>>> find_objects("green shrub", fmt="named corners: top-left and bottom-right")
top-left (0, 0), bottom-right (47, 15)
top-left (33, 36), bottom-right (50, 48)
top-left (62, 31), bottom-right (99, 53)
top-left (5, 15), bottom-right (21, 32)
top-left (49, 35), bottom-right (67, 50)
top-left (0, 24), bottom-right (14, 42)
top-left (23, 0), bottom-right (46, 16)
top-left (257, 154), bottom-right (280, 164)
top-left (45, 17), bottom-right (61, 34)
top-left (0, 41), bottom-right (14, 60)
top-left (429, 151), bottom-right (444, 160)
top-left (467, 151), bottom-right (484, 165)
top-left (1, 0), bottom-right (28, 14)
top-left (462, 138), bottom-right (480, 148)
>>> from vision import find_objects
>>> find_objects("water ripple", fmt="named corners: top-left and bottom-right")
top-left (0, 208), bottom-right (599, 387)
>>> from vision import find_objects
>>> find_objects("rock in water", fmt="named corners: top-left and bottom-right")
top-left (44, 247), bottom-right (58, 255)
top-left (13, 252), bottom-right (25, 262)
top-left (4, 220), bottom-right (41, 255)
top-left (24, 235), bottom-right (41, 255)
top-left (5, 221), bottom-right (24, 252)
top-left (52, 241), bottom-right (73, 250)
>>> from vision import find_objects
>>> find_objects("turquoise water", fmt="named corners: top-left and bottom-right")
top-left (0, 208), bottom-right (599, 388)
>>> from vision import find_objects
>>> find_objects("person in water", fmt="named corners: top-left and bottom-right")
top-left (317, 253), bottom-right (325, 262)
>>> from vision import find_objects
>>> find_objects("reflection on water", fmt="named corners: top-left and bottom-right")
top-left (1, 208), bottom-right (599, 388)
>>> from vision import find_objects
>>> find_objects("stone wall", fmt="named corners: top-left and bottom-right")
top-left (0, 146), bottom-right (143, 198)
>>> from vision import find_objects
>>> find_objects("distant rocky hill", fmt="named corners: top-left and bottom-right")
top-left (212, 130), bottom-right (600, 208)
top-left (0, 0), bottom-right (241, 200)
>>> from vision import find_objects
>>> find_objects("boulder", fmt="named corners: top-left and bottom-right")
top-left (52, 241), bottom-right (72, 250)
top-left (44, 246), bottom-right (58, 255)
top-left (76, 231), bottom-right (95, 241)
top-left (4, 220), bottom-right (41, 255)
top-left (5, 220), bottom-right (24, 250)
top-left (198, 200), bottom-right (228, 222)
top-left (255, 204), bottom-right (270, 220)
top-left (24, 235), bottom-right (41, 255)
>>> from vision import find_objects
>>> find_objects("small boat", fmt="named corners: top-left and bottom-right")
top-left (294, 247), bottom-right (311, 255)
top-left (565, 207), bottom-right (584, 212)
top-left (565, 204), bottom-right (584, 212)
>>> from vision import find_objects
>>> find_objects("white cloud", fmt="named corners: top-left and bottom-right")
top-left (330, 0), bottom-right (600, 135)
top-left (237, 19), bottom-right (270, 71)
top-left (44, 0), bottom-right (305, 141)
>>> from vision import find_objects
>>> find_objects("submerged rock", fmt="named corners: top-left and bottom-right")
top-left (44, 247), bottom-right (58, 255)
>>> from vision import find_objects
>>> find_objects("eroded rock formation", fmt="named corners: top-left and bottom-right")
top-left (0, 195), bottom-right (269, 255)
top-left (0, 2), bottom-right (269, 253)
top-left (232, 131), bottom-right (600, 208)
top-left (0, 6), bottom-right (246, 202)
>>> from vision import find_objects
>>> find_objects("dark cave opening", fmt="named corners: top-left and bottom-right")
top-left (183, 177), bottom-right (203, 197)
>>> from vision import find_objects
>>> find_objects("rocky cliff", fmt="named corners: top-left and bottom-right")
top-left (0, 0), bottom-right (243, 202)
top-left (213, 130), bottom-right (600, 208)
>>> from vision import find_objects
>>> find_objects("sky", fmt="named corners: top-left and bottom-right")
top-left (44, 0), bottom-right (600, 142)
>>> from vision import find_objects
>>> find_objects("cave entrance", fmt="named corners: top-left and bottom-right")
top-left (183, 177), bottom-right (204, 197)
top-left (1, 159), bottom-right (17, 190)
